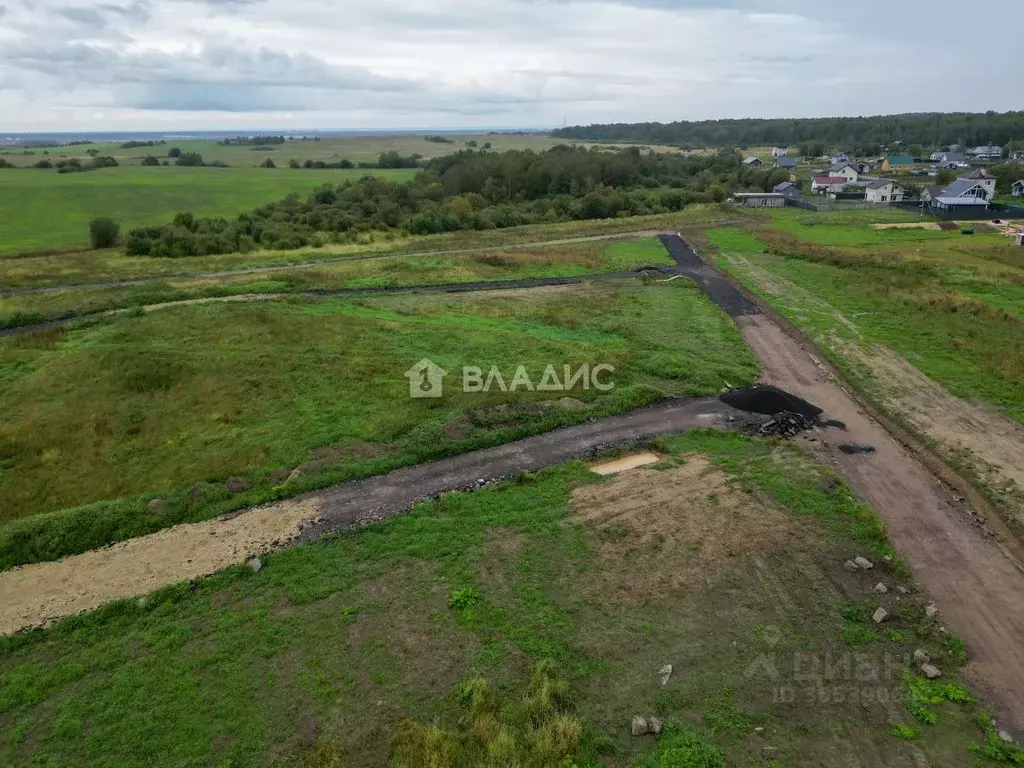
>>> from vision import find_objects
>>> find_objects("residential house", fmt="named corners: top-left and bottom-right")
top-left (1012, 150), bottom-right (1024, 162)
top-left (968, 145), bottom-right (1004, 161)
top-left (882, 155), bottom-right (915, 172)
top-left (742, 157), bottom-right (763, 167)
top-left (854, 161), bottom-right (872, 175)
top-left (732, 192), bottom-right (785, 207)
top-left (864, 178), bottom-right (906, 203)
top-left (959, 169), bottom-right (996, 198)
top-left (922, 178), bottom-right (991, 206)
top-left (773, 181), bottom-right (800, 198)
top-left (1012, 180), bottom-right (1024, 197)
top-left (775, 156), bottom-right (797, 169)
top-left (829, 152), bottom-right (851, 165)
top-left (921, 185), bottom-right (944, 203)
top-left (829, 162), bottom-right (860, 183)
top-left (811, 176), bottom-right (848, 195)
top-left (771, 147), bottom-right (789, 158)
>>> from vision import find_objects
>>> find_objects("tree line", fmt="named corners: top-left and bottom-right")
top-left (216, 135), bottom-right (287, 146)
top-left (552, 112), bottom-right (1024, 151)
top-left (118, 146), bottom-right (780, 258)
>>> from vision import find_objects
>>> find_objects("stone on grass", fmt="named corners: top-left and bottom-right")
top-left (659, 664), bottom-right (673, 687)
top-left (287, 468), bottom-right (303, 483)
top-left (189, 486), bottom-right (204, 504)
top-left (913, 649), bottom-right (930, 663)
top-left (147, 498), bottom-right (168, 516)
top-left (556, 397), bottom-right (587, 411)
top-left (921, 663), bottom-right (942, 679)
top-left (248, 557), bottom-right (263, 574)
top-left (872, 607), bottom-right (889, 624)
top-left (226, 476), bottom-right (252, 494)
top-left (999, 731), bottom-right (1014, 744)
top-left (896, 586), bottom-right (909, 595)
top-left (843, 560), bottom-right (859, 573)
top-left (874, 583), bottom-right (888, 594)
top-left (925, 603), bottom-right (939, 618)
top-left (648, 717), bottom-right (662, 735)
top-left (631, 716), bottom-right (649, 736)
top-left (854, 556), bottom-right (874, 570)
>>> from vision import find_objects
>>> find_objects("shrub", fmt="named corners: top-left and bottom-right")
top-left (88, 217), bottom-right (120, 249)
top-left (141, 155), bottom-right (160, 166)
top-left (168, 147), bottom-right (181, 158)
top-left (260, 157), bottom-right (276, 168)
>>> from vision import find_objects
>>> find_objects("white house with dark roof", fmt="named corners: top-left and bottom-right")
top-left (864, 178), bottom-right (906, 203)
top-left (772, 147), bottom-right (789, 158)
top-left (968, 146), bottom-right (1004, 161)
top-left (959, 169), bottom-right (996, 198)
top-left (829, 162), bottom-right (860, 183)
top-left (1012, 180), bottom-right (1024, 197)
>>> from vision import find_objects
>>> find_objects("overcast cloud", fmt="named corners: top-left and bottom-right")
top-left (1, 0), bottom-right (1021, 131)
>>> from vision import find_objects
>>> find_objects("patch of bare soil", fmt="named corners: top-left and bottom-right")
top-left (0, 498), bottom-right (321, 635)
top-left (835, 338), bottom-right (1024, 531)
top-left (569, 458), bottom-right (815, 598)
top-left (872, 222), bottom-right (941, 231)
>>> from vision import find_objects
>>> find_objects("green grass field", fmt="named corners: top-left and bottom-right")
top-left (0, 134), bottom-right (570, 169)
top-left (1, 431), bottom-right (1009, 767)
top-left (0, 278), bottom-right (758, 567)
top-left (0, 238), bottom-right (675, 329)
top-left (0, 167), bottom-right (417, 254)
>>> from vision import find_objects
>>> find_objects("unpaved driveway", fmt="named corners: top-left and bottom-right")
top-left (738, 312), bottom-right (1024, 730)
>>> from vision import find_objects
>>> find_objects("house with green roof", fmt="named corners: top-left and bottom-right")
top-left (882, 155), bottom-right (916, 172)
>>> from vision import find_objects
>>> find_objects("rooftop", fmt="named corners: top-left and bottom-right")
top-left (866, 178), bottom-right (900, 189)
top-left (813, 176), bottom-right (848, 184)
top-left (934, 196), bottom-right (990, 206)
top-left (733, 192), bottom-right (785, 198)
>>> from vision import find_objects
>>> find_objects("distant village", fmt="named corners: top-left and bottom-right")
top-left (731, 143), bottom-right (1024, 219)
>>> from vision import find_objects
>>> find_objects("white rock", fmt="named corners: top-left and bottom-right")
top-left (648, 717), bottom-right (663, 735)
top-left (896, 586), bottom-right (908, 595)
top-left (631, 716), bottom-right (649, 736)
top-left (854, 556), bottom-right (874, 570)
top-left (658, 664), bottom-right (673, 687)
top-left (921, 663), bottom-right (942, 679)
top-left (874, 583), bottom-right (888, 594)
top-left (248, 557), bottom-right (263, 574)
top-left (843, 560), bottom-right (859, 573)
top-left (925, 604), bottom-right (939, 618)
top-left (913, 649), bottom-right (930, 663)
top-left (872, 607), bottom-right (889, 624)
top-left (999, 731), bottom-right (1014, 744)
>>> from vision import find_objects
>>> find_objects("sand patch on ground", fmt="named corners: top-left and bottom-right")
top-left (0, 498), bottom-right (321, 635)
top-left (570, 457), bottom-right (812, 597)
top-left (872, 222), bottom-right (941, 230)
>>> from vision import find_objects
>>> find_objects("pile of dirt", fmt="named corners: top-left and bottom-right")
top-left (742, 412), bottom-right (815, 438)
top-left (721, 385), bottom-right (823, 419)
top-left (937, 221), bottom-right (959, 231)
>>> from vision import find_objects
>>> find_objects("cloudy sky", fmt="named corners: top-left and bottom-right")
top-left (1, 0), bottom-right (1022, 132)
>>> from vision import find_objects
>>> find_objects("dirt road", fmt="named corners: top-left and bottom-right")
top-left (0, 397), bottom-right (756, 634)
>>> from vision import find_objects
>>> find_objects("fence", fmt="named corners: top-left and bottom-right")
top-left (890, 201), bottom-right (1024, 221)
top-left (785, 199), bottom-right (884, 212)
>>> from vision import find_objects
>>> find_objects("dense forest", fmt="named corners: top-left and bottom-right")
top-left (123, 146), bottom-right (783, 257)
top-left (552, 112), bottom-right (1024, 151)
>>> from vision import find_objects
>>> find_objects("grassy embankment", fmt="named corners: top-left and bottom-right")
top-left (0, 237), bottom-right (676, 329)
top-left (2, 431), bottom-right (1016, 767)
top-left (0, 278), bottom-right (758, 567)
top-left (0, 167), bottom-right (419, 255)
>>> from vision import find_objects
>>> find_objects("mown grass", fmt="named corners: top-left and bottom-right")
top-left (0, 205), bottom-right (746, 292)
top-left (0, 432), bottom-right (999, 767)
top-left (0, 167), bottom-right (417, 254)
top-left (0, 238), bottom-right (675, 329)
top-left (0, 279), bottom-right (758, 567)
top-left (706, 225), bottom-right (1024, 423)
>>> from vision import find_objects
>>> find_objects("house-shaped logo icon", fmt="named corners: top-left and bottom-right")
top-left (405, 358), bottom-right (447, 399)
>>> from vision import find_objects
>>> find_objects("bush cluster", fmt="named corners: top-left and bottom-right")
top-left (123, 145), bottom-right (780, 257)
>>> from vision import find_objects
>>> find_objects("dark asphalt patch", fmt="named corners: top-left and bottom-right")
top-left (838, 444), bottom-right (877, 455)
top-left (742, 412), bottom-right (816, 438)
top-left (822, 419), bottom-right (848, 430)
top-left (657, 234), bottom-right (761, 317)
top-left (720, 385), bottom-right (824, 419)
